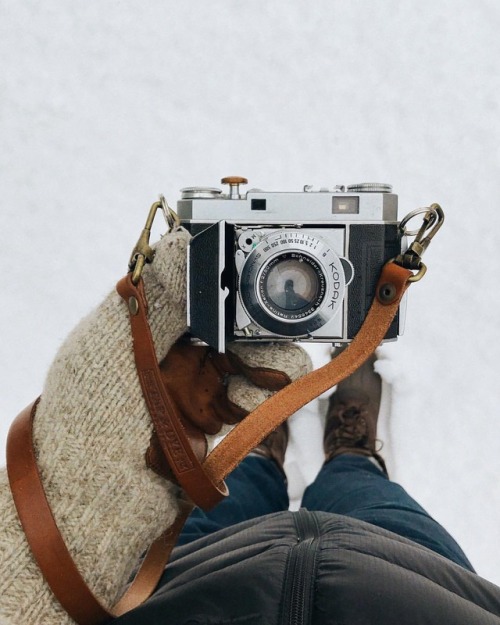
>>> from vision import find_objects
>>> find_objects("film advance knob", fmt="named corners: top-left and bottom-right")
top-left (346, 182), bottom-right (393, 193)
top-left (221, 176), bottom-right (248, 199)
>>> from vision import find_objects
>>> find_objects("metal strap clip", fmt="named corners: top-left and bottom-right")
top-left (394, 203), bottom-right (445, 282)
top-left (128, 195), bottom-right (180, 285)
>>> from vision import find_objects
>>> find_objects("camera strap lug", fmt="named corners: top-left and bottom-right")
top-left (393, 203), bottom-right (445, 282)
top-left (128, 196), bottom-right (180, 285)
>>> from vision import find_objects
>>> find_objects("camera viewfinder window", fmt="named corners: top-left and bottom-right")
top-left (251, 199), bottom-right (267, 210)
top-left (332, 196), bottom-right (359, 214)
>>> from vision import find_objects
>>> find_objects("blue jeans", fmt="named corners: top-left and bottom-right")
top-left (178, 454), bottom-right (474, 572)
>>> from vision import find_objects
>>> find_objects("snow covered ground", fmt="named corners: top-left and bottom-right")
top-left (2, 0), bottom-right (500, 585)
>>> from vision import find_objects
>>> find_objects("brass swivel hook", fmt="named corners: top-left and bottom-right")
top-left (128, 195), bottom-right (180, 284)
top-left (394, 203), bottom-right (445, 282)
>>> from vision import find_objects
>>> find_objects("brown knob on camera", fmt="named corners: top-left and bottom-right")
top-left (221, 176), bottom-right (248, 199)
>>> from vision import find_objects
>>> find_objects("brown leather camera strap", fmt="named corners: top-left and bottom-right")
top-left (115, 274), bottom-right (229, 510)
top-left (204, 261), bottom-right (411, 482)
top-left (6, 399), bottom-right (194, 625)
top-left (6, 260), bottom-right (412, 625)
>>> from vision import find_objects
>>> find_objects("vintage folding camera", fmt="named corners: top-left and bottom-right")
top-left (177, 177), bottom-right (404, 352)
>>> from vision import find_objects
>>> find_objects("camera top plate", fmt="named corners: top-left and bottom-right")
top-left (178, 181), bottom-right (398, 224)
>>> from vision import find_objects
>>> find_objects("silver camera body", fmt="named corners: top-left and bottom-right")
top-left (178, 179), bottom-right (403, 352)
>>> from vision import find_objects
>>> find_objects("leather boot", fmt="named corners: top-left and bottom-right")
top-left (251, 422), bottom-right (289, 478)
top-left (324, 353), bottom-right (388, 475)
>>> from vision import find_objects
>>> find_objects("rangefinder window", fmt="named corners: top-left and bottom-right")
top-left (332, 196), bottom-right (359, 214)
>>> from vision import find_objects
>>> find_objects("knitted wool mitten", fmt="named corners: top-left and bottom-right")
top-left (0, 228), bottom-right (312, 625)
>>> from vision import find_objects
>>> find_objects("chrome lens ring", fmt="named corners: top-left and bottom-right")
top-left (239, 231), bottom-right (346, 337)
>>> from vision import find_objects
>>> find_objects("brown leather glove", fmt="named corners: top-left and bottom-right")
top-left (146, 339), bottom-right (310, 479)
top-left (160, 340), bottom-right (292, 430)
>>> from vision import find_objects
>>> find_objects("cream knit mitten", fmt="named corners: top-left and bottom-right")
top-left (0, 228), bottom-right (312, 625)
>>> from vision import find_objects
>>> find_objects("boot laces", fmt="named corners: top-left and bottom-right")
top-left (331, 405), bottom-right (369, 448)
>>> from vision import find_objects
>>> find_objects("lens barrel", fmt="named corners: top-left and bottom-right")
top-left (239, 231), bottom-right (346, 337)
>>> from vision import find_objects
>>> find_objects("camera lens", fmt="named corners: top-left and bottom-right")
top-left (258, 253), bottom-right (326, 320)
top-left (238, 230), bottom-right (347, 338)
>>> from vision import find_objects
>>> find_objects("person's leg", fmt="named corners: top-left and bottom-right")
top-left (302, 454), bottom-right (475, 571)
top-left (306, 352), bottom-right (474, 571)
top-left (178, 429), bottom-right (290, 545)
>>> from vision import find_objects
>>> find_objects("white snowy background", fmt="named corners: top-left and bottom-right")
top-left (2, 0), bottom-right (500, 585)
